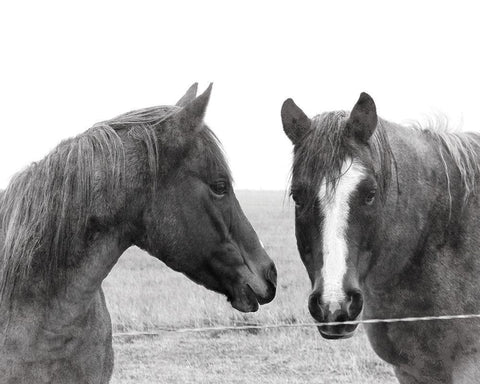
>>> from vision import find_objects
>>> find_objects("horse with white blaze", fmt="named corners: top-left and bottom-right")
top-left (282, 92), bottom-right (480, 384)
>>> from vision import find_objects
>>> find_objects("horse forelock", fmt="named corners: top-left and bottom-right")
top-left (196, 127), bottom-right (232, 182)
top-left (290, 112), bottom-right (395, 213)
top-left (0, 104), bottom-right (229, 304)
top-left (291, 111), bottom-right (351, 212)
top-left (108, 104), bottom-right (231, 181)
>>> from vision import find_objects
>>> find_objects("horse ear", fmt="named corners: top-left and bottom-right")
top-left (346, 92), bottom-right (378, 143)
top-left (281, 98), bottom-right (312, 145)
top-left (170, 83), bottom-right (212, 134)
top-left (175, 83), bottom-right (198, 107)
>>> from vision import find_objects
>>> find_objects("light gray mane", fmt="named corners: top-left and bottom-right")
top-left (409, 118), bottom-right (480, 204)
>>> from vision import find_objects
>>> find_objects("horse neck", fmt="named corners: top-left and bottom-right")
top-left (371, 121), bottom-right (466, 285)
top-left (45, 226), bottom-right (132, 327)
top-left (1, 143), bottom-right (145, 327)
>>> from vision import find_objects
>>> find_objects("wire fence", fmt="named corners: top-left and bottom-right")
top-left (112, 313), bottom-right (480, 337)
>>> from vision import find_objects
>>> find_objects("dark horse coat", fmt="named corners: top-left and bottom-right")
top-left (0, 84), bottom-right (276, 383)
top-left (283, 92), bottom-right (480, 384)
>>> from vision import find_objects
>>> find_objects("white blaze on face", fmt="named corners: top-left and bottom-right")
top-left (320, 159), bottom-right (365, 303)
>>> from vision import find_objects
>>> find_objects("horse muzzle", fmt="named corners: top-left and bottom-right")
top-left (250, 262), bottom-right (277, 305)
top-left (308, 289), bottom-right (363, 339)
top-left (229, 262), bottom-right (277, 312)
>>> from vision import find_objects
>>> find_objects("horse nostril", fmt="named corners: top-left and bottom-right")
top-left (308, 292), bottom-right (326, 322)
top-left (316, 294), bottom-right (323, 308)
top-left (346, 289), bottom-right (363, 319)
top-left (265, 264), bottom-right (277, 288)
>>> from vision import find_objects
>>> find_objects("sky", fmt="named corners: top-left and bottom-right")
top-left (1, 1), bottom-right (479, 190)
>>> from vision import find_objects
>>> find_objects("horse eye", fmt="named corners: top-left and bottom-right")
top-left (291, 193), bottom-right (302, 207)
top-left (365, 190), bottom-right (376, 205)
top-left (211, 180), bottom-right (228, 196)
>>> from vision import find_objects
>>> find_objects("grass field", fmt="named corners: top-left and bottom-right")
top-left (103, 191), bottom-right (396, 383)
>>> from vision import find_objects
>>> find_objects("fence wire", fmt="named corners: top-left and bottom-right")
top-left (113, 313), bottom-right (480, 337)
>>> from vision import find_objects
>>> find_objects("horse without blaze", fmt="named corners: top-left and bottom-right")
top-left (0, 84), bottom-right (276, 383)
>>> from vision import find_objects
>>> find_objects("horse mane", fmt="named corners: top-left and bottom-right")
top-left (291, 110), bottom-right (480, 214)
top-left (409, 118), bottom-right (480, 205)
top-left (0, 105), bottom-right (229, 304)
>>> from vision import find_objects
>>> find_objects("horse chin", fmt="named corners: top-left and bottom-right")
top-left (228, 284), bottom-right (260, 313)
top-left (317, 324), bottom-right (358, 340)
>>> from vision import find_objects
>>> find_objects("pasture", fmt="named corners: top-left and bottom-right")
top-left (104, 191), bottom-right (396, 383)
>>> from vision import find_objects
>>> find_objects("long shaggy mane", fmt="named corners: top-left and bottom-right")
top-left (0, 105), bottom-right (229, 304)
